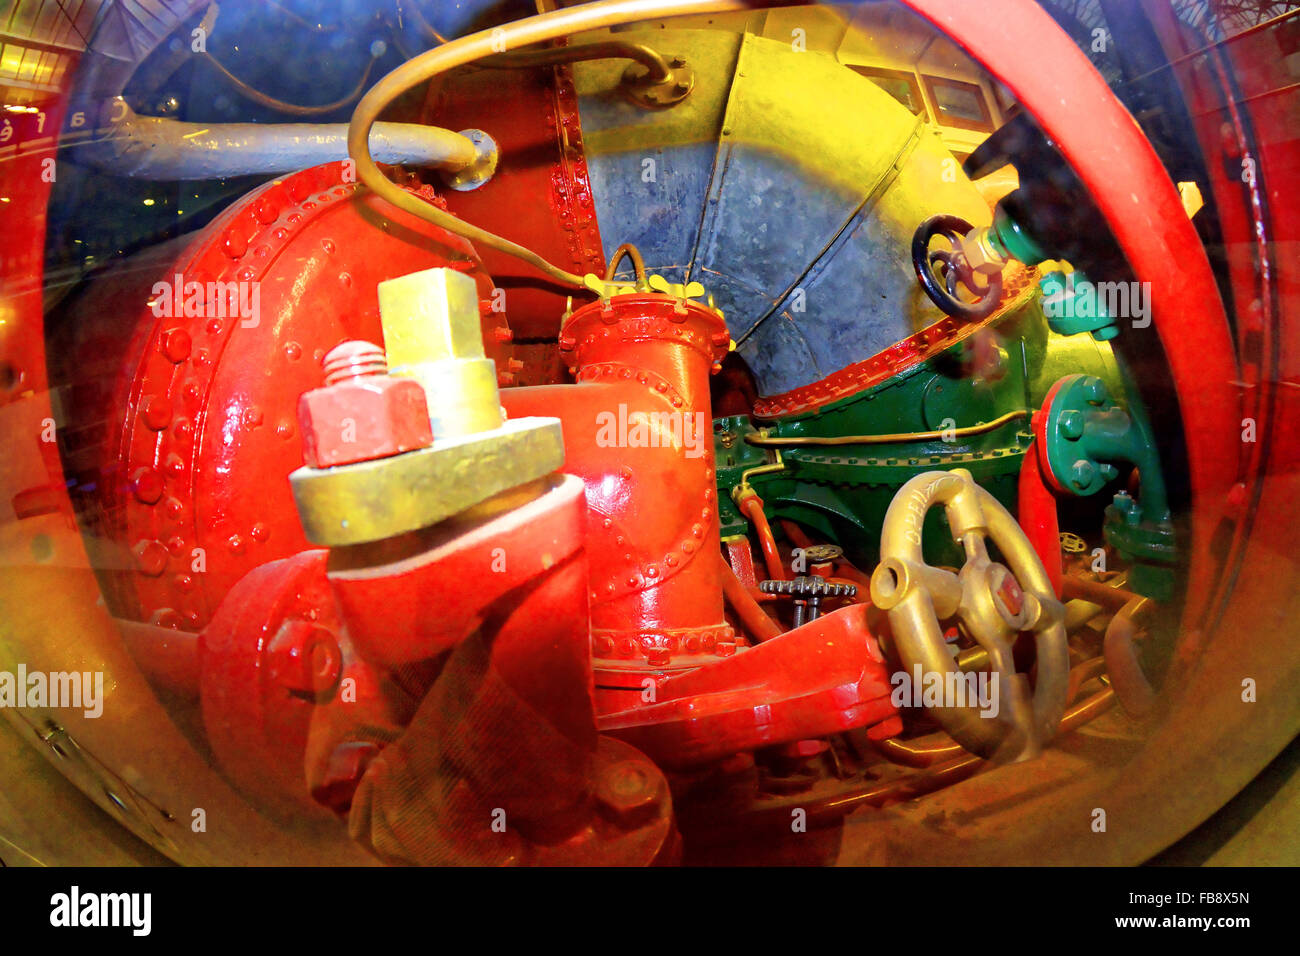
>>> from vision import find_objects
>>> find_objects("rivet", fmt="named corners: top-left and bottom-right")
top-left (254, 198), bottom-right (278, 224)
top-left (161, 328), bottom-right (192, 363)
top-left (133, 540), bottom-right (168, 576)
top-left (131, 467), bottom-right (164, 504)
top-left (151, 608), bottom-right (184, 629)
top-left (140, 395), bottom-right (171, 431)
top-left (222, 230), bottom-right (247, 258)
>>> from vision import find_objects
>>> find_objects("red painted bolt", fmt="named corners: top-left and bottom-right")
top-left (593, 758), bottom-right (661, 829)
top-left (322, 340), bottom-right (387, 384)
top-left (267, 620), bottom-right (342, 697)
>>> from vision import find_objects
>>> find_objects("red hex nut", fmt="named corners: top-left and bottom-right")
top-left (298, 341), bottom-right (433, 468)
top-left (266, 620), bottom-right (343, 697)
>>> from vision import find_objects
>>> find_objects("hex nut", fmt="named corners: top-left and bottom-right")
top-left (298, 376), bottom-right (433, 468)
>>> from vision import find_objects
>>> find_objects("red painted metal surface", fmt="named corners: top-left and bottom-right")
top-left (2, 0), bottom-right (1298, 868)
top-left (57, 161), bottom-right (511, 632)
top-left (0, 97), bottom-right (64, 407)
top-left (1141, 3), bottom-right (1299, 635)
top-left (198, 473), bottom-right (677, 861)
top-left (1019, 437), bottom-right (1063, 599)
top-left (423, 55), bottom-right (607, 343)
top-left (598, 603), bottom-right (900, 769)
top-left (501, 292), bottom-right (736, 713)
top-left (199, 547), bottom-right (399, 820)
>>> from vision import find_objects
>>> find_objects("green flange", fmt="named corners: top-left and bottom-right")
top-left (1039, 270), bottom-right (1121, 342)
top-left (1040, 373), bottom-right (1176, 599)
top-left (987, 205), bottom-right (1120, 342)
top-left (1106, 492), bottom-right (1177, 602)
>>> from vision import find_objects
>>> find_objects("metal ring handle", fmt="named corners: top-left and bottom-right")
top-left (870, 469), bottom-right (1070, 758)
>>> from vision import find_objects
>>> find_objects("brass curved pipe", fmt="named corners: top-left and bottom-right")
top-left (605, 242), bottom-right (650, 287)
top-left (875, 656), bottom-right (1111, 768)
top-left (348, 0), bottom-right (748, 290)
top-left (756, 688), bottom-right (1118, 828)
top-left (744, 409), bottom-right (1029, 447)
top-left (482, 40), bottom-right (674, 84)
top-left (1061, 574), bottom-right (1138, 611)
top-left (1103, 596), bottom-right (1158, 718)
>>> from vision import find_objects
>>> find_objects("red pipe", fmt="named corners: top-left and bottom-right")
top-left (1018, 436), bottom-right (1063, 598)
top-left (721, 555), bottom-right (783, 643)
top-left (737, 490), bottom-right (785, 581)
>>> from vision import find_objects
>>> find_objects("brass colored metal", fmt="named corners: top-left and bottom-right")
top-left (732, 448), bottom-right (785, 506)
top-left (377, 267), bottom-right (504, 438)
top-left (744, 410), bottom-right (1029, 447)
top-left (290, 417), bottom-right (565, 546)
top-left (870, 469), bottom-right (1070, 759)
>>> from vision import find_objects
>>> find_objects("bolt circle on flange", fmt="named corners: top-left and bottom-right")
top-left (620, 58), bottom-right (695, 109)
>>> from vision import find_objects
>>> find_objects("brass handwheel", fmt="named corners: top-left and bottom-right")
top-left (870, 469), bottom-right (1070, 759)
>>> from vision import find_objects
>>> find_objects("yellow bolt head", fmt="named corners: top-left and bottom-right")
top-left (378, 267), bottom-right (485, 368)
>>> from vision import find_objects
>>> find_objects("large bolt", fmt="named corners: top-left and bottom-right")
top-left (1070, 458), bottom-right (1098, 489)
top-left (1057, 409), bottom-right (1085, 440)
top-left (297, 340), bottom-right (433, 468)
top-left (267, 620), bottom-right (342, 697)
top-left (1079, 376), bottom-right (1108, 404)
top-left (378, 268), bottom-right (504, 438)
top-left (593, 757), bottom-right (661, 829)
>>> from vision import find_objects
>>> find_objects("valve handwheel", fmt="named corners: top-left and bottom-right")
top-left (870, 469), bottom-right (1070, 759)
top-left (911, 214), bottom-right (1003, 320)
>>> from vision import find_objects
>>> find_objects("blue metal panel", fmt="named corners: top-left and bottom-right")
top-left (575, 29), bottom-right (996, 401)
